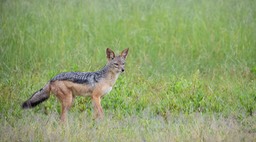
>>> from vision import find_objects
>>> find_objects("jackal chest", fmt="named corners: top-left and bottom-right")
top-left (102, 86), bottom-right (112, 95)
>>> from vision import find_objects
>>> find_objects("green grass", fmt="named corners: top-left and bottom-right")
top-left (1, 0), bottom-right (256, 141)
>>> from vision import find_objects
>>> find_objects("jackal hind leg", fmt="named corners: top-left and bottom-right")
top-left (58, 92), bottom-right (73, 122)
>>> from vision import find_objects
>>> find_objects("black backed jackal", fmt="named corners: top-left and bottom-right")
top-left (22, 48), bottom-right (129, 122)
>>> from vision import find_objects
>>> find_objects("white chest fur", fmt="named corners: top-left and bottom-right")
top-left (103, 86), bottom-right (112, 95)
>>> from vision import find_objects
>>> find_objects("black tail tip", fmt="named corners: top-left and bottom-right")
top-left (21, 102), bottom-right (31, 109)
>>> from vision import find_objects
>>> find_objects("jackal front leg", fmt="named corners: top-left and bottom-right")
top-left (92, 96), bottom-right (103, 119)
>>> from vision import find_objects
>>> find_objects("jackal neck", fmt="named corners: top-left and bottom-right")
top-left (99, 64), bottom-right (120, 85)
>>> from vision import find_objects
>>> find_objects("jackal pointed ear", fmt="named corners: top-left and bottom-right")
top-left (106, 48), bottom-right (115, 61)
top-left (121, 48), bottom-right (129, 59)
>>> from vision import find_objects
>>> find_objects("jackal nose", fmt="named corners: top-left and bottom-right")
top-left (121, 68), bottom-right (125, 72)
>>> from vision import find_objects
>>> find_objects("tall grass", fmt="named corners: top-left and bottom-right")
top-left (0, 0), bottom-right (256, 141)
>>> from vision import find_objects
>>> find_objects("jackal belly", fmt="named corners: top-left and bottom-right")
top-left (67, 81), bottom-right (94, 96)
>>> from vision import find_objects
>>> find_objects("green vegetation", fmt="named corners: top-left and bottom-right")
top-left (1, 0), bottom-right (255, 141)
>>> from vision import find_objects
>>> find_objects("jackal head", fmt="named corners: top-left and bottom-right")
top-left (106, 48), bottom-right (129, 73)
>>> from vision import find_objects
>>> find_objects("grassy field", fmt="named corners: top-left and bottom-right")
top-left (1, 0), bottom-right (256, 141)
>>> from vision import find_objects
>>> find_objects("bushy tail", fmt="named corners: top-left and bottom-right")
top-left (22, 83), bottom-right (50, 109)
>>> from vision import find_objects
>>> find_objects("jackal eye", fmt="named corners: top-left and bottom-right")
top-left (114, 63), bottom-right (118, 66)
